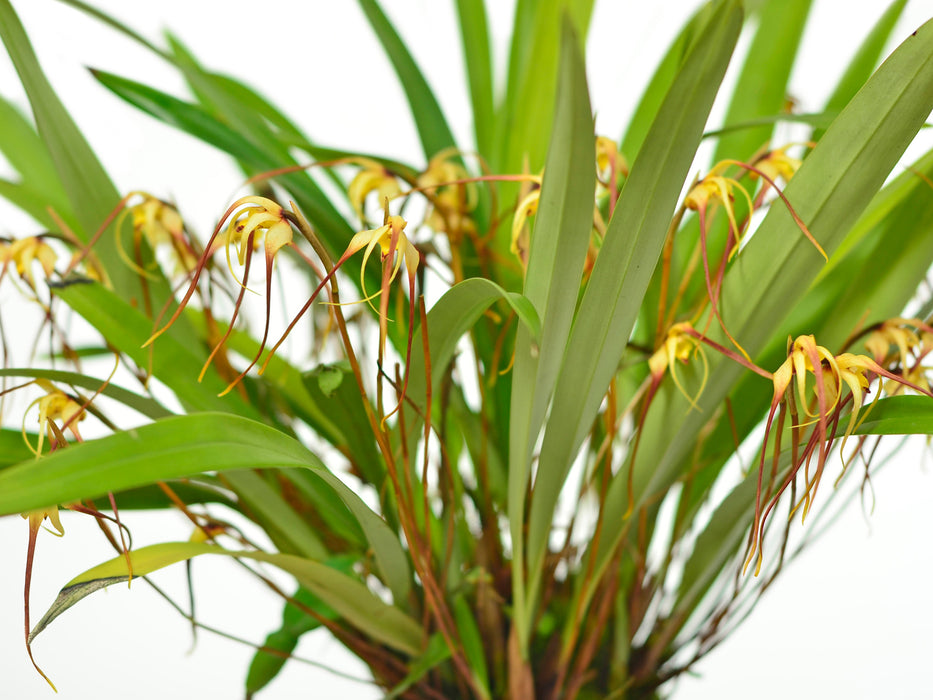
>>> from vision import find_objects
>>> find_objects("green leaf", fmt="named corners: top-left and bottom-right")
top-left (221, 469), bottom-right (327, 560)
top-left (0, 429), bottom-right (39, 468)
top-left (854, 396), bottom-right (933, 434)
top-left (496, 0), bottom-right (595, 173)
top-left (90, 68), bottom-right (381, 296)
top-left (0, 95), bottom-right (61, 189)
top-left (357, 0), bottom-right (458, 160)
top-left (0, 414), bottom-right (312, 514)
top-left (53, 0), bottom-right (165, 57)
top-left (89, 69), bottom-right (278, 175)
top-left (702, 110), bottom-right (836, 140)
top-left (103, 481), bottom-right (238, 511)
top-left (31, 542), bottom-right (422, 656)
top-left (246, 581), bottom-right (346, 696)
top-left (505, 16), bottom-right (596, 651)
top-left (451, 595), bottom-right (491, 698)
top-left (0, 412), bottom-right (411, 603)
top-left (0, 177), bottom-right (69, 231)
top-left (455, 0), bottom-right (495, 155)
top-left (301, 364), bottom-right (386, 487)
top-left (530, 0), bottom-right (742, 607)
top-left (673, 467), bottom-right (760, 614)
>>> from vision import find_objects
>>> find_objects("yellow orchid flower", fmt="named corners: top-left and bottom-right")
top-left (348, 159), bottom-right (402, 221)
top-left (417, 149), bottom-right (478, 246)
top-left (24, 381), bottom-right (86, 457)
top-left (746, 334), bottom-right (933, 576)
top-left (145, 196), bottom-right (297, 395)
top-left (417, 148), bottom-right (475, 206)
top-left (511, 187), bottom-right (540, 258)
top-left (684, 163), bottom-right (755, 259)
top-left (116, 192), bottom-right (198, 278)
top-left (424, 187), bottom-right (477, 238)
top-left (595, 136), bottom-right (628, 183)
top-left (595, 135), bottom-right (628, 209)
top-left (341, 215), bottom-right (419, 309)
top-left (256, 213), bottom-right (421, 422)
top-left (647, 322), bottom-right (709, 411)
top-left (0, 236), bottom-right (57, 287)
top-left (750, 145), bottom-right (802, 184)
top-left (864, 317), bottom-right (925, 367)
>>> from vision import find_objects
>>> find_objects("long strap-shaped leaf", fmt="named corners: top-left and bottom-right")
top-left (595, 14), bottom-right (933, 577)
top-left (523, 0), bottom-right (742, 616)
top-left (30, 542), bottom-right (422, 657)
top-left (455, 0), bottom-right (494, 156)
top-left (506, 17), bottom-right (595, 654)
top-left (0, 412), bottom-right (411, 605)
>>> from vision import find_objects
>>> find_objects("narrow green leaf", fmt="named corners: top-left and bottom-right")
top-left (90, 68), bottom-right (379, 295)
top-left (90, 69), bottom-right (278, 176)
top-left (455, 0), bottom-right (495, 155)
top-left (0, 178), bottom-right (68, 231)
top-left (0, 95), bottom-right (60, 188)
top-left (0, 429), bottom-right (38, 468)
top-left (0, 412), bottom-right (412, 603)
top-left (529, 0), bottom-right (742, 605)
top-left (53, 0), bottom-right (166, 57)
top-left (451, 595), bottom-right (491, 699)
top-left (506, 16), bottom-right (596, 652)
top-left (285, 470), bottom-right (367, 548)
top-left (702, 110), bottom-right (836, 140)
top-left (221, 469), bottom-right (327, 560)
top-left (673, 467), bottom-right (760, 614)
top-left (496, 0), bottom-right (595, 174)
top-left (302, 364), bottom-right (386, 487)
top-left (854, 395), bottom-right (933, 434)
top-left (103, 481), bottom-right (238, 511)
top-left (0, 414), bottom-right (313, 515)
top-left (357, 0), bottom-right (458, 160)
top-left (31, 542), bottom-right (422, 656)
top-left (246, 582), bottom-right (345, 696)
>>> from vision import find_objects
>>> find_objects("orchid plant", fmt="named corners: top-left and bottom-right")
top-left (1, 0), bottom-right (933, 698)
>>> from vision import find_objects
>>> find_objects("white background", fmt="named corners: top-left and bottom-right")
top-left (1, 1), bottom-right (932, 698)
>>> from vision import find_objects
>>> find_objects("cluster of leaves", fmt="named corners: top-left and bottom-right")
top-left (1, 0), bottom-right (933, 698)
